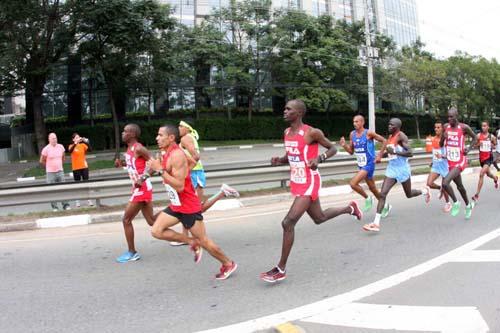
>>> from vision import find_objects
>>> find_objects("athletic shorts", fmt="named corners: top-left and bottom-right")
top-left (129, 186), bottom-right (153, 203)
top-left (163, 206), bottom-right (203, 229)
top-left (480, 156), bottom-right (493, 168)
top-left (359, 163), bottom-right (375, 180)
top-left (431, 161), bottom-right (449, 178)
top-left (190, 170), bottom-right (206, 189)
top-left (73, 168), bottom-right (89, 181)
top-left (385, 164), bottom-right (411, 183)
top-left (291, 172), bottom-right (321, 201)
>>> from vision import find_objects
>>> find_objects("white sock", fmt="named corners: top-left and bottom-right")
top-left (350, 206), bottom-right (354, 215)
top-left (373, 213), bottom-right (381, 226)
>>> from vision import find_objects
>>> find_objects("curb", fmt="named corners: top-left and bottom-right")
top-left (0, 166), bottom-right (484, 233)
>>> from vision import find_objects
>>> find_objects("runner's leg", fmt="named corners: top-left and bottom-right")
top-left (453, 173), bottom-right (470, 205)
top-left (122, 202), bottom-right (144, 253)
top-left (366, 178), bottom-right (381, 200)
top-left (349, 170), bottom-right (369, 199)
top-left (442, 168), bottom-right (460, 202)
top-left (401, 178), bottom-right (422, 198)
top-left (306, 198), bottom-right (353, 224)
top-left (189, 220), bottom-right (232, 265)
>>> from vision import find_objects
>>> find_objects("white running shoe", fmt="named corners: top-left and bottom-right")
top-left (169, 241), bottom-right (188, 246)
top-left (220, 184), bottom-right (240, 198)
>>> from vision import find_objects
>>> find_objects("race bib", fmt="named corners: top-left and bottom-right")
top-left (355, 152), bottom-right (367, 167)
top-left (446, 147), bottom-right (461, 162)
top-left (164, 184), bottom-right (181, 206)
top-left (480, 140), bottom-right (491, 152)
top-left (290, 161), bottom-right (307, 184)
top-left (386, 144), bottom-right (397, 160)
top-left (432, 148), bottom-right (443, 161)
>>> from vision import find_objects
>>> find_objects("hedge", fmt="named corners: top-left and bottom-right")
top-left (45, 113), bottom-right (436, 150)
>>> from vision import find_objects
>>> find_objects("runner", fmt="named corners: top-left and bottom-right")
top-left (363, 118), bottom-right (425, 232)
top-left (339, 115), bottom-right (386, 212)
top-left (493, 125), bottom-right (500, 173)
top-left (424, 122), bottom-right (451, 212)
top-left (114, 124), bottom-right (156, 263)
top-left (260, 99), bottom-right (362, 283)
top-left (68, 132), bottom-right (93, 208)
top-left (440, 107), bottom-right (477, 219)
top-left (148, 124), bottom-right (237, 280)
top-left (170, 120), bottom-right (240, 246)
top-left (471, 121), bottom-right (498, 203)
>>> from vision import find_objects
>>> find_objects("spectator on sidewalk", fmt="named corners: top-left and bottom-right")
top-left (40, 132), bottom-right (70, 211)
top-left (68, 132), bottom-right (93, 207)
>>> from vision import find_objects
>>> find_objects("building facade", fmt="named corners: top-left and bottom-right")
top-left (160, 0), bottom-right (419, 46)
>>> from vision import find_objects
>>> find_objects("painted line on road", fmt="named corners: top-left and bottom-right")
top-left (203, 147), bottom-right (217, 151)
top-left (302, 302), bottom-right (488, 332)
top-left (274, 322), bottom-right (304, 333)
top-left (196, 226), bottom-right (500, 333)
top-left (0, 232), bottom-right (116, 244)
top-left (450, 250), bottom-right (500, 262)
top-left (239, 145), bottom-right (253, 149)
top-left (273, 143), bottom-right (285, 148)
top-left (36, 214), bottom-right (90, 228)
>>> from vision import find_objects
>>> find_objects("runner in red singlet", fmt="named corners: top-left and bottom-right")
top-left (260, 99), bottom-right (362, 283)
top-left (148, 125), bottom-right (237, 280)
top-left (440, 108), bottom-right (477, 219)
top-left (471, 121), bottom-right (498, 203)
top-left (115, 124), bottom-right (156, 263)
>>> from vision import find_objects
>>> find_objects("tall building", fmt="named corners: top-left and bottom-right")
top-left (160, 0), bottom-right (419, 47)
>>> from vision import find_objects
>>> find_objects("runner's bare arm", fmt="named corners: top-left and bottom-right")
top-left (463, 125), bottom-right (477, 154)
top-left (271, 130), bottom-right (289, 166)
top-left (180, 135), bottom-right (200, 165)
top-left (473, 133), bottom-right (480, 149)
top-left (492, 134), bottom-right (498, 147)
top-left (397, 132), bottom-right (413, 157)
top-left (368, 130), bottom-right (387, 162)
top-left (135, 144), bottom-right (152, 161)
top-left (161, 150), bottom-right (188, 192)
top-left (308, 128), bottom-right (337, 170)
top-left (440, 124), bottom-right (449, 147)
top-left (339, 132), bottom-right (354, 155)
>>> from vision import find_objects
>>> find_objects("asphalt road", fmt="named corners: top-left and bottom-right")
top-left (1, 174), bottom-right (500, 332)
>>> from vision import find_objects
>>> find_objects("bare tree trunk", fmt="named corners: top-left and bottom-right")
top-left (414, 114), bottom-right (421, 141)
top-left (32, 76), bottom-right (48, 153)
top-left (107, 81), bottom-right (121, 160)
top-left (248, 95), bottom-right (253, 122)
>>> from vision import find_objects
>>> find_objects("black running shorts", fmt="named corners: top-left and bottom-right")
top-left (163, 206), bottom-right (203, 229)
top-left (480, 156), bottom-right (493, 168)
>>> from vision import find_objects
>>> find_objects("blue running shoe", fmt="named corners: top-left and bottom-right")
top-left (116, 251), bottom-right (141, 263)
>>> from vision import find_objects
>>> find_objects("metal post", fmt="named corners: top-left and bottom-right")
top-left (363, 0), bottom-right (376, 132)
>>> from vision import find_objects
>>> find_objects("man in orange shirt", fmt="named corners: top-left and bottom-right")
top-left (68, 132), bottom-right (93, 207)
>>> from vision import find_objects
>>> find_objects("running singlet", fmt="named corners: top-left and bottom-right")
top-left (284, 124), bottom-right (321, 201)
top-left (125, 143), bottom-right (152, 202)
top-left (351, 129), bottom-right (375, 168)
top-left (161, 144), bottom-right (201, 214)
top-left (431, 136), bottom-right (448, 177)
top-left (478, 132), bottom-right (492, 162)
top-left (444, 124), bottom-right (467, 171)
top-left (496, 129), bottom-right (500, 153)
top-left (385, 132), bottom-right (411, 183)
top-left (186, 133), bottom-right (204, 171)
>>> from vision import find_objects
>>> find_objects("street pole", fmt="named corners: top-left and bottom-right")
top-left (364, 0), bottom-right (376, 132)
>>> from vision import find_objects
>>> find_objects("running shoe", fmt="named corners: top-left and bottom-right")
top-left (423, 186), bottom-right (431, 203)
top-left (362, 223), bottom-right (380, 232)
top-left (220, 184), bottom-right (240, 198)
top-left (215, 261), bottom-right (238, 280)
top-left (116, 251), bottom-right (141, 263)
top-left (190, 244), bottom-right (203, 263)
top-left (87, 200), bottom-right (94, 207)
top-left (465, 202), bottom-right (474, 220)
top-left (349, 201), bottom-right (363, 220)
top-left (381, 204), bottom-right (392, 218)
top-left (169, 241), bottom-right (188, 246)
top-left (443, 202), bottom-right (452, 213)
top-left (494, 176), bottom-right (498, 189)
top-left (450, 201), bottom-right (461, 217)
top-left (260, 266), bottom-right (286, 283)
top-left (362, 196), bottom-right (373, 212)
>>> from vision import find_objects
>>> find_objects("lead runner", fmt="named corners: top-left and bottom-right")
top-left (260, 99), bottom-right (362, 283)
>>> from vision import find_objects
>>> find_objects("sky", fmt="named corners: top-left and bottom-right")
top-left (416, 0), bottom-right (500, 60)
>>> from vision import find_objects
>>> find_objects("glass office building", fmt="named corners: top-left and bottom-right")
top-left (159, 0), bottom-right (419, 46)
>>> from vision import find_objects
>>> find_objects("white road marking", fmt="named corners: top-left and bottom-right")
top-left (36, 214), bottom-right (91, 228)
top-left (239, 145), bottom-right (253, 149)
top-left (302, 302), bottom-right (488, 333)
top-left (0, 232), bottom-right (116, 244)
top-left (203, 147), bottom-right (217, 151)
top-left (196, 226), bottom-right (500, 333)
top-left (273, 144), bottom-right (285, 148)
top-left (450, 250), bottom-right (500, 262)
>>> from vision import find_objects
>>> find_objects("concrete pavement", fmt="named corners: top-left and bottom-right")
top-left (1, 173), bottom-right (500, 332)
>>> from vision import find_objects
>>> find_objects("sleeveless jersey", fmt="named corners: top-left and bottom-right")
top-left (478, 132), bottom-right (492, 162)
top-left (351, 129), bottom-right (375, 168)
top-left (430, 135), bottom-right (448, 177)
top-left (284, 124), bottom-right (321, 200)
top-left (444, 124), bottom-right (467, 171)
top-left (184, 133), bottom-right (204, 171)
top-left (125, 143), bottom-right (152, 201)
top-left (161, 144), bottom-right (201, 214)
top-left (496, 129), bottom-right (500, 153)
top-left (385, 132), bottom-right (411, 182)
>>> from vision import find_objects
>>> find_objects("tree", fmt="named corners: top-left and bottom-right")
top-left (77, 0), bottom-right (174, 158)
top-left (0, 0), bottom-right (79, 152)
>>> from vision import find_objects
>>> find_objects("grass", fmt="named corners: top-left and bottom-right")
top-left (23, 159), bottom-right (115, 177)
